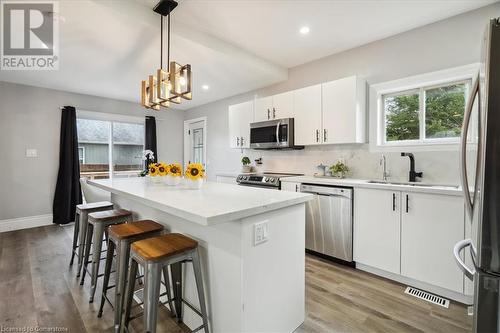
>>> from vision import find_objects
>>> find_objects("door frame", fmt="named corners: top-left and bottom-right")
top-left (183, 116), bottom-right (207, 170)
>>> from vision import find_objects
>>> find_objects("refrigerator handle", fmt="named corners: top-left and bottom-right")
top-left (453, 239), bottom-right (476, 281)
top-left (459, 74), bottom-right (480, 219)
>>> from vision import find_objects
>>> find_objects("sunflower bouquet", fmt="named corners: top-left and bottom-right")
top-left (164, 163), bottom-right (183, 186)
top-left (185, 163), bottom-right (205, 189)
top-left (147, 162), bottom-right (168, 184)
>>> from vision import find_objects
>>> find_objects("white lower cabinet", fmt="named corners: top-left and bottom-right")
top-left (354, 188), bottom-right (465, 295)
top-left (354, 188), bottom-right (401, 274)
top-left (400, 192), bottom-right (464, 293)
top-left (281, 181), bottom-right (300, 192)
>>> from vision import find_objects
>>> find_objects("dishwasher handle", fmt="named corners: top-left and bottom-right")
top-left (300, 184), bottom-right (352, 199)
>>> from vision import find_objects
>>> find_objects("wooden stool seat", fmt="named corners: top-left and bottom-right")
top-left (88, 209), bottom-right (132, 223)
top-left (77, 201), bottom-right (113, 212)
top-left (131, 233), bottom-right (198, 262)
top-left (108, 220), bottom-right (163, 240)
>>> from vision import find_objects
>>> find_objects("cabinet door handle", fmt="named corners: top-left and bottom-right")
top-left (406, 194), bottom-right (409, 213)
top-left (273, 107), bottom-right (276, 119)
top-left (240, 137), bottom-right (244, 146)
top-left (295, 184), bottom-right (298, 192)
top-left (392, 193), bottom-right (396, 211)
top-left (267, 108), bottom-right (270, 120)
top-left (324, 129), bottom-right (327, 142)
top-left (316, 129), bottom-right (319, 142)
top-left (237, 137), bottom-right (240, 146)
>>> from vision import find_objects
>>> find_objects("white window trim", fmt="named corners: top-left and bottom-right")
top-left (78, 146), bottom-right (85, 164)
top-left (369, 63), bottom-right (479, 152)
top-left (76, 110), bottom-right (145, 178)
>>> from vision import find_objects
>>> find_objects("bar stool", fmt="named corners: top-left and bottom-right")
top-left (81, 208), bottom-right (133, 302)
top-left (70, 201), bottom-right (114, 275)
top-left (97, 220), bottom-right (166, 333)
top-left (122, 233), bottom-right (209, 333)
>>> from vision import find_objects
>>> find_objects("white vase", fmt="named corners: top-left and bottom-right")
top-left (187, 178), bottom-right (204, 189)
top-left (147, 175), bottom-right (162, 184)
top-left (242, 165), bottom-right (252, 173)
top-left (165, 174), bottom-right (181, 186)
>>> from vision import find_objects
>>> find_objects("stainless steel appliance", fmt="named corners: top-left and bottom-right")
top-left (236, 172), bottom-right (302, 190)
top-left (300, 184), bottom-right (353, 262)
top-left (454, 18), bottom-right (500, 333)
top-left (249, 118), bottom-right (302, 149)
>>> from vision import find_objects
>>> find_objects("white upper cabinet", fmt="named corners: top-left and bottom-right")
top-left (254, 96), bottom-right (273, 122)
top-left (254, 91), bottom-right (294, 122)
top-left (322, 76), bottom-right (366, 144)
top-left (228, 101), bottom-right (254, 148)
top-left (272, 91), bottom-right (294, 119)
top-left (294, 84), bottom-right (322, 145)
top-left (400, 192), bottom-right (465, 293)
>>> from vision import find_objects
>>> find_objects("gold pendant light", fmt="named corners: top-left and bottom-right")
top-left (141, 0), bottom-right (192, 110)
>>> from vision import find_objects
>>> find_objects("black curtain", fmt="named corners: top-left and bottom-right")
top-left (53, 106), bottom-right (82, 225)
top-left (145, 116), bottom-right (157, 168)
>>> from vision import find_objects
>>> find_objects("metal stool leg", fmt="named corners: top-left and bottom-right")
top-left (170, 262), bottom-right (183, 322)
top-left (80, 224), bottom-right (93, 285)
top-left (77, 211), bottom-right (89, 277)
top-left (70, 211), bottom-right (80, 266)
top-left (192, 249), bottom-right (210, 333)
top-left (122, 259), bottom-right (138, 333)
top-left (114, 240), bottom-right (130, 333)
top-left (161, 266), bottom-right (176, 318)
top-left (90, 223), bottom-right (105, 303)
top-left (144, 262), bottom-right (162, 333)
top-left (98, 238), bottom-right (115, 318)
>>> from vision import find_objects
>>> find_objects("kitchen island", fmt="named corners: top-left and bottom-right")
top-left (89, 177), bottom-right (312, 333)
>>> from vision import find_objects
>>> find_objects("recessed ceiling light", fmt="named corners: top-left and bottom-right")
top-left (202, 85), bottom-right (210, 90)
top-left (299, 26), bottom-right (310, 35)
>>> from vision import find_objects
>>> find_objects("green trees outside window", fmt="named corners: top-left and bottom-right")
top-left (383, 81), bottom-right (468, 143)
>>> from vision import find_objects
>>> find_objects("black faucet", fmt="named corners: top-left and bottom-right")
top-left (401, 152), bottom-right (423, 182)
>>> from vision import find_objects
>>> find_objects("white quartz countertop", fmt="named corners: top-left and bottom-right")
top-left (282, 176), bottom-right (463, 196)
top-left (89, 178), bottom-right (312, 226)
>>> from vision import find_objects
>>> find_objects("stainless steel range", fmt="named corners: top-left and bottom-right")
top-left (236, 172), bottom-right (302, 190)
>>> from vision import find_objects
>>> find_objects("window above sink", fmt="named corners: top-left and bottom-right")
top-left (369, 64), bottom-right (479, 152)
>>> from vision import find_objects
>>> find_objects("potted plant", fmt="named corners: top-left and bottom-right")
top-left (241, 156), bottom-right (252, 173)
top-left (330, 161), bottom-right (350, 179)
top-left (165, 163), bottom-right (182, 186)
top-left (185, 163), bottom-right (205, 189)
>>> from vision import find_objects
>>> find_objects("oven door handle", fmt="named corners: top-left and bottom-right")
top-left (276, 121), bottom-right (281, 145)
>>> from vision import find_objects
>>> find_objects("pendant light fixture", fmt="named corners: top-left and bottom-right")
top-left (141, 0), bottom-right (192, 110)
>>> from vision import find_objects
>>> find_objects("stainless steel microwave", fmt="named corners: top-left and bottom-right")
top-left (250, 118), bottom-right (301, 149)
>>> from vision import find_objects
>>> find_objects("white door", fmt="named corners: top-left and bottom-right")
top-left (228, 101), bottom-right (254, 148)
top-left (254, 96), bottom-right (273, 122)
top-left (354, 188), bottom-right (401, 274)
top-left (272, 91), bottom-right (294, 119)
top-left (294, 84), bottom-right (322, 145)
top-left (322, 76), bottom-right (358, 144)
top-left (400, 192), bottom-right (464, 293)
top-left (184, 118), bottom-right (206, 169)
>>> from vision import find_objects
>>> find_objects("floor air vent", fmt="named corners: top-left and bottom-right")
top-left (404, 287), bottom-right (450, 308)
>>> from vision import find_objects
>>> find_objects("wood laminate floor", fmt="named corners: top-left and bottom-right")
top-left (0, 225), bottom-right (472, 333)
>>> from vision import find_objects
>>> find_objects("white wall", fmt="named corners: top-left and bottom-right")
top-left (184, 3), bottom-right (498, 183)
top-left (0, 81), bottom-right (184, 220)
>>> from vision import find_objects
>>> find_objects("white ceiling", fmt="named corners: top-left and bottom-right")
top-left (0, 0), bottom-right (496, 110)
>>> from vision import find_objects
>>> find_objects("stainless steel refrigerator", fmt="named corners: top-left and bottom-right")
top-left (454, 17), bottom-right (500, 333)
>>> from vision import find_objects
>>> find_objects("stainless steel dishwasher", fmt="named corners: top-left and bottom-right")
top-left (300, 184), bottom-right (353, 262)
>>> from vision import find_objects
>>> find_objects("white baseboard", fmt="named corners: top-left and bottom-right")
top-left (0, 214), bottom-right (53, 233)
top-left (356, 263), bottom-right (473, 305)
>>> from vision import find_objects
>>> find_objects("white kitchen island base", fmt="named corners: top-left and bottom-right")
top-left (90, 178), bottom-right (310, 333)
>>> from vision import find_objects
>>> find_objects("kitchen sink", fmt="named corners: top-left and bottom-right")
top-left (367, 180), bottom-right (460, 189)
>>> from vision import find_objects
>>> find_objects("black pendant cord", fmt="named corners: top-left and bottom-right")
top-left (160, 15), bottom-right (163, 69)
top-left (167, 8), bottom-right (171, 66)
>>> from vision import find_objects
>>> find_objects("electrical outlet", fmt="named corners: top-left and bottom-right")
top-left (254, 221), bottom-right (269, 246)
top-left (26, 149), bottom-right (38, 157)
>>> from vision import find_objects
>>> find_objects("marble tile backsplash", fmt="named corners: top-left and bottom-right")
top-left (241, 144), bottom-right (470, 185)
